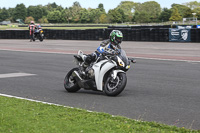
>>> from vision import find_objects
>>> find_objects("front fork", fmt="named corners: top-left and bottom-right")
top-left (111, 70), bottom-right (125, 80)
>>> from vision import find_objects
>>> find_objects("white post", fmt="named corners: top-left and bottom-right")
top-left (192, 13), bottom-right (197, 25)
top-left (196, 17), bottom-right (197, 25)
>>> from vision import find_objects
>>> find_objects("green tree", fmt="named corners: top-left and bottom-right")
top-left (169, 7), bottom-right (182, 21)
top-left (193, 7), bottom-right (200, 20)
top-left (50, 2), bottom-right (58, 8)
top-left (62, 8), bottom-right (72, 23)
top-left (79, 8), bottom-right (90, 23)
top-left (140, 1), bottom-right (161, 22)
top-left (133, 1), bottom-right (161, 23)
top-left (134, 10), bottom-right (150, 23)
top-left (38, 16), bottom-right (49, 23)
top-left (184, 1), bottom-right (200, 10)
top-left (171, 4), bottom-right (192, 18)
top-left (27, 5), bottom-right (43, 21)
top-left (47, 10), bottom-right (62, 23)
top-left (108, 8), bottom-right (125, 23)
top-left (46, 2), bottom-right (58, 11)
top-left (0, 8), bottom-right (9, 21)
top-left (98, 3), bottom-right (105, 13)
top-left (133, 3), bottom-right (142, 12)
top-left (56, 6), bottom-right (64, 12)
top-left (99, 14), bottom-right (108, 23)
top-left (25, 16), bottom-right (34, 24)
top-left (69, 1), bottom-right (82, 23)
top-left (41, 6), bottom-right (48, 17)
top-left (159, 8), bottom-right (172, 22)
top-left (116, 1), bottom-right (135, 22)
top-left (13, 3), bottom-right (27, 21)
top-left (7, 8), bottom-right (15, 21)
top-left (89, 8), bottom-right (102, 23)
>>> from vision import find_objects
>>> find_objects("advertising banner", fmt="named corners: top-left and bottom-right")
top-left (169, 28), bottom-right (191, 42)
top-left (176, 25), bottom-right (193, 29)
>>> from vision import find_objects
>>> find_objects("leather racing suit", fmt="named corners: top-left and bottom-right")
top-left (84, 39), bottom-right (121, 64)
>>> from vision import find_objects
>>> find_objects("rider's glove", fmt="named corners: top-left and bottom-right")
top-left (102, 52), bottom-right (108, 56)
top-left (112, 50), bottom-right (119, 55)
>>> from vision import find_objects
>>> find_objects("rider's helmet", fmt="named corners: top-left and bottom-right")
top-left (109, 30), bottom-right (123, 46)
top-left (37, 24), bottom-right (41, 28)
top-left (30, 21), bottom-right (35, 24)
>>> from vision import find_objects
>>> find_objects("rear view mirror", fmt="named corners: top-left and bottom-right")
top-left (128, 58), bottom-right (136, 63)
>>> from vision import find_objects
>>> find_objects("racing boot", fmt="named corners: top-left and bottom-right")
top-left (78, 50), bottom-right (87, 61)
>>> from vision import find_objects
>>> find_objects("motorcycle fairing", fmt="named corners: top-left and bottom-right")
top-left (112, 70), bottom-right (125, 79)
top-left (92, 59), bottom-right (116, 91)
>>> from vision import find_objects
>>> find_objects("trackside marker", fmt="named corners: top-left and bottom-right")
top-left (0, 73), bottom-right (36, 79)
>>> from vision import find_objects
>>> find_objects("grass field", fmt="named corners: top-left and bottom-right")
top-left (0, 25), bottom-right (107, 30)
top-left (0, 96), bottom-right (199, 133)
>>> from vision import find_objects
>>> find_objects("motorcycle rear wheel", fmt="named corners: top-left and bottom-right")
top-left (64, 68), bottom-right (80, 92)
top-left (39, 34), bottom-right (43, 42)
top-left (104, 72), bottom-right (127, 96)
top-left (32, 34), bottom-right (35, 41)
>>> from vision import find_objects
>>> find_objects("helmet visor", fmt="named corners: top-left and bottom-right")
top-left (116, 37), bottom-right (123, 43)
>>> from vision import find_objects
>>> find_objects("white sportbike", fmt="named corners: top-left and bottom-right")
top-left (64, 49), bottom-right (135, 96)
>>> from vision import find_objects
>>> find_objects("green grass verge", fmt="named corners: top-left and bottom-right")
top-left (42, 27), bottom-right (107, 30)
top-left (0, 96), bottom-right (199, 133)
top-left (0, 25), bottom-right (107, 30)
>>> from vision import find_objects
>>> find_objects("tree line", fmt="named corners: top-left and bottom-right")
top-left (0, 1), bottom-right (200, 24)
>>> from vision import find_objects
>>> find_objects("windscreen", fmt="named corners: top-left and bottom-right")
top-left (118, 49), bottom-right (129, 65)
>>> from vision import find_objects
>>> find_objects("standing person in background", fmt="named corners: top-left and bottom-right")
top-left (28, 21), bottom-right (36, 42)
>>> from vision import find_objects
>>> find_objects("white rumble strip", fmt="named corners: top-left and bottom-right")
top-left (0, 73), bottom-right (36, 79)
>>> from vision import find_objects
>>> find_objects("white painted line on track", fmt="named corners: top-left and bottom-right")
top-left (0, 93), bottom-right (138, 119)
top-left (0, 93), bottom-right (95, 112)
top-left (0, 93), bottom-right (69, 107)
top-left (0, 73), bottom-right (36, 79)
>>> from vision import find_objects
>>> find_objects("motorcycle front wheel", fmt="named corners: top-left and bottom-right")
top-left (64, 68), bottom-right (80, 92)
top-left (104, 72), bottom-right (127, 96)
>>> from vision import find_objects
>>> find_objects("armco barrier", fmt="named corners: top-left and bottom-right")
top-left (0, 30), bottom-right (29, 39)
top-left (0, 28), bottom-right (199, 42)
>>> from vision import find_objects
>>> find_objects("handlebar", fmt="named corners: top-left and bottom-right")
top-left (128, 58), bottom-right (136, 63)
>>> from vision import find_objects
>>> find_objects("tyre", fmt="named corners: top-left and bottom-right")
top-left (104, 72), bottom-right (127, 96)
top-left (39, 34), bottom-right (43, 42)
top-left (40, 38), bottom-right (43, 42)
top-left (64, 68), bottom-right (81, 92)
top-left (32, 35), bottom-right (35, 41)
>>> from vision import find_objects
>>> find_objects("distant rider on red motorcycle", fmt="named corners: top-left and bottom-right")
top-left (28, 21), bottom-right (36, 42)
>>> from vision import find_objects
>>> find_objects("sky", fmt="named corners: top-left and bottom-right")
top-left (0, 0), bottom-right (194, 12)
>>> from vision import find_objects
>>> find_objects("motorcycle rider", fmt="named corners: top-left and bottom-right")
top-left (28, 21), bottom-right (36, 42)
top-left (81, 30), bottom-right (123, 64)
top-left (34, 24), bottom-right (41, 35)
